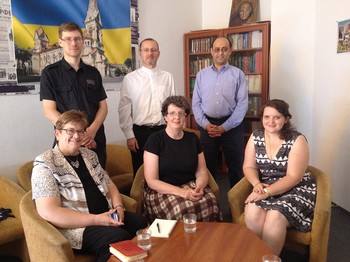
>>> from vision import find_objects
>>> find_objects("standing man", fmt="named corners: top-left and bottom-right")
top-left (40, 22), bottom-right (108, 168)
top-left (192, 36), bottom-right (248, 187)
top-left (118, 38), bottom-right (176, 176)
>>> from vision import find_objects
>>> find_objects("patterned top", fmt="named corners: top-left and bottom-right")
top-left (252, 128), bottom-right (316, 231)
top-left (31, 146), bottom-right (113, 249)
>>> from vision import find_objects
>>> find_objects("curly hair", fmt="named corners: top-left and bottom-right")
top-left (161, 96), bottom-right (190, 116)
top-left (259, 99), bottom-right (295, 140)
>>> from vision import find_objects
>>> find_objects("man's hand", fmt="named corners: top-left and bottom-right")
top-left (127, 137), bottom-right (139, 153)
top-left (205, 124), bottom-right (225, 137)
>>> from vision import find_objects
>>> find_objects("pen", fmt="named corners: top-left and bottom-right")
top-left (157, 222), bottom-right (160, 233)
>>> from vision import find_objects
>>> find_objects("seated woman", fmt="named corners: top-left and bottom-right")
top-left (142, 95), bottom-right (222, 222)
top-left (243, 99), bottom-right (316, 255)
top-left (31, 110), bottom-right (147, 262)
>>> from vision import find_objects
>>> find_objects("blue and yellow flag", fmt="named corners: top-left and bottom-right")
top-left (12, 0), bottom-right (131, 64)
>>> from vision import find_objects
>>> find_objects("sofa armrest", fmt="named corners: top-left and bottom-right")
top-left (121, 194), bottom-right (137, 213)
top-left (227, 177), bottom-right (252, 223)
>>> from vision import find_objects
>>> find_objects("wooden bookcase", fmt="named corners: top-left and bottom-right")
top-left (184, 22), bottom-right (270, 140)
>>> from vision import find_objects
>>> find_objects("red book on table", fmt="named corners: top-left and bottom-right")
top-left (109, 240), bottom-right (147, 262)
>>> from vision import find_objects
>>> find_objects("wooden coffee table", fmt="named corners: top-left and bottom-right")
top-left (109, 221), bottom-right (272, 261)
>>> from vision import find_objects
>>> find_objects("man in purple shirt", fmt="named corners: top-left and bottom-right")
top-left (192, 36), bottom-right (248, 187)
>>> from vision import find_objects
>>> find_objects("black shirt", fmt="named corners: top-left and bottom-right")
top-left (40, 58), bottom-right (107, 166)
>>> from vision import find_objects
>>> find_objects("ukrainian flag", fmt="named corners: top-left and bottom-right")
top-left (12, 0), bottom-right (131, 64)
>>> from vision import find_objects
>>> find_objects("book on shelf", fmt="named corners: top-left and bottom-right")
top-left (149, 218), bottom-right (177, 238)
top-left (245, 75), bottom-right (262, 94)
top-left (109, 240), bottom-right (147, 262)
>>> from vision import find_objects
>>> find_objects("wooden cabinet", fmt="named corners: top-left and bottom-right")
top-left (184, 22), bottom-right (270, 139)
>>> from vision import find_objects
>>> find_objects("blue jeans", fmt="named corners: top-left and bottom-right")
top-left (198, 122), bottom-right (245, 187)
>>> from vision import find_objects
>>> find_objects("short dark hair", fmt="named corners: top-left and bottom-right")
top-left (259, 99), bottom-right (295, 139)
top-left (58, 22), bottom-right (83, 39)
top-left (161, 96), bottom-right (190, 116)
top-left (139, 38), bottom-right (159, 50)
top-left (55, 110), bottom-right (88, 130)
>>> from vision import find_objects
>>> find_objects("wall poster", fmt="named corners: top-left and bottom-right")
top-left (337, 19), bottom-right (350, 53)
top-left (0, 0), bottom-right (138, 94)
top-left (229, 0), bottom-right (258, 27)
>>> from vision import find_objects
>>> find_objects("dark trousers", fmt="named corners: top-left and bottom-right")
top-left (198, 121), bottom-right (245, 187)
top-left (78, 211), bottom-right (148, 262)
top-left (131, 124), bottom-right (166, 176)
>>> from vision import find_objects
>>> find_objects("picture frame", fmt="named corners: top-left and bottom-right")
top-left (229, 0), bottom-right (258, 27)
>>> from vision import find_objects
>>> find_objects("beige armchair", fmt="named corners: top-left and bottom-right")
top-left (16, 161), bottom-right (33, 192)
top-left (227, 165), bottom-right (332, 262)
top-left (20, 191), bottom-right (137, 262)
top-left (0, 176), bottom-right (29, 262)
top-left (17, 144), bottom-right (134, 195)
top-left (130, 164), bottom-right (220, 214)
top-left (105, 144), bottom-right (133, 194)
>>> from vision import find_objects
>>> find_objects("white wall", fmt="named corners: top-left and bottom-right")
top-left (0, 0), bottom-right (202, 181)
top-left (2, 0), bottom-right (349, 211)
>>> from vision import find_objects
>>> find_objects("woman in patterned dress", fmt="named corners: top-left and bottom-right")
top-left (142, 96), bottom-right (222, 223)
top-left (243, 99), bottom-right (316, 255)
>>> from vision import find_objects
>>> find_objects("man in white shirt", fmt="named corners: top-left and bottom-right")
top-left (118, 38), bottom-right (176, 177)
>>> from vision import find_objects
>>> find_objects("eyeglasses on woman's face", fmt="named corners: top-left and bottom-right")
top-left (167, 111), bottom-right (187, 118)
top-left (59, 128), bottom-right (86, 136)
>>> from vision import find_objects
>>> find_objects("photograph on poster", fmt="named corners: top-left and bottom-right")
top-left (337, 19), bottom-right (350, 53)
top-left (229, 0), bottom-right (258, 27)
top-left (11, 0), bottom-right (137, 87)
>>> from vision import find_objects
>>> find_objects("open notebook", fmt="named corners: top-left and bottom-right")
top-left (149, 219), bottom-right (177, 238)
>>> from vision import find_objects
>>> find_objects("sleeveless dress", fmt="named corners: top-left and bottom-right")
top-left (253, 128), bottom-right (316, 231)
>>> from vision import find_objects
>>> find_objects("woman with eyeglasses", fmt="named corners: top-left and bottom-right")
top-left (31, 110), bottom-right (147, 262)
top-left (142, 96), bottom-right (222, 223)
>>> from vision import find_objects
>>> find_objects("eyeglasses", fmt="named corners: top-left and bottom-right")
top-left (60, 37), bottom-right (83, 44)
top-left (59, 128), bottom-right (86, 136)
top-left (140, 48), bottom-right (159, 53)
top-left (167, 111), bottom-right (187, 118)
top-left (212, 47), bottom-right (230, 53)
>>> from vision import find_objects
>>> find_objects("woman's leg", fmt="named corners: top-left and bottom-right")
top-left (262, 210), bottom-right (290, 255)
top-left (81, 226), bottom-right (132, 262)
top-left (244, 203), bottom-right (267, 238)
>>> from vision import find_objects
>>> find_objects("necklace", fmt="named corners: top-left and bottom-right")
top-left (66, 154), bottom-right (80, 169)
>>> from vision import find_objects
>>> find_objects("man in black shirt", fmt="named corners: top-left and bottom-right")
top-left (40, 22), bottom-right (108, 168)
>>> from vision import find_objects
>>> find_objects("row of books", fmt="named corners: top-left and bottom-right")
top-left (189, 36), bottom-right (216, 54)
top-left (246, 75), bottom-right (262, 94)
top-left (190, 57), bottom-right (213, 75)
top-left (228, 30), bottom-right (263, 50)
top-left (230, 51), bottom-right (262, 74)
top-left (247, 96), bottom-right (261, 116)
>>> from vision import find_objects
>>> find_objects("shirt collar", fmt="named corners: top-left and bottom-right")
top-left (211, 63), bottom-right (229, 72)
top-left (61, 58), bottom-right (86, 71)
top-left (141, 66), bottom-right (158, 74)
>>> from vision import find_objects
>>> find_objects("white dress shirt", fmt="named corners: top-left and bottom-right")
top-left (118, 66), bottom-right (176, 139)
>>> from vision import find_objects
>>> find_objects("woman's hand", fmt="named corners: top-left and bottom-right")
top-left (96, 209), bottom-right (124, 227)
top-left (189, 186), bottom-right (204, 201)
top-left (115, 206), bottom-right (125, 222)
top-left (244, 191), bottom-right (269, 204)
top-left (253, 183), bottom-right (269, 194)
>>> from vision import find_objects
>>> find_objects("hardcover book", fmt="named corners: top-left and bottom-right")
top-left (109, 240), bottom-right (147, 262)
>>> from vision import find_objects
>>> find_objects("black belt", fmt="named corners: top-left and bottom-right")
top-left (205, 115), bottom-right (230, 125)
top-left (133, 124), bottom-right (166, 132)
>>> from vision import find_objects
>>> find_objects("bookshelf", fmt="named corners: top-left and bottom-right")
top-left (184, 22), bottom-right (270, 139)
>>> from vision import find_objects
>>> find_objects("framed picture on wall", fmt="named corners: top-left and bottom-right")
top-left (337, 19), bottom-right (350, 53)
top-left (229, 0), bottom-right (258, 27)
